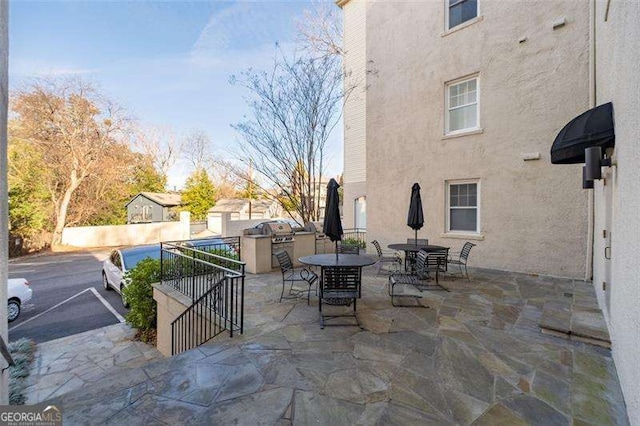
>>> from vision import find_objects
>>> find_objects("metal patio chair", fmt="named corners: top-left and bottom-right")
top-left (447, 242), bottom-right (476, 280)
top-left (389, 250), bottom-right (448, 307)
top-left (274, 250), bottom-right (318, 305)
top-left (371, 240), bottom-right (401, 274)
top-left (406, 238), bottom-right (429, 245)
top-left (319, 266), bottom-right (362, 328)
top-left (405, 238), bottom-right (428, 271)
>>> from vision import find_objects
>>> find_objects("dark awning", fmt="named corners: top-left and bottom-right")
top-left (550, 102), bottom-right (615, 164)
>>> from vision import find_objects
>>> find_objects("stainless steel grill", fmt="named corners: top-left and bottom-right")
top-left (262, 222), bottom-right (295, 242)
top-left (261, 222), bottom-right (295, 268)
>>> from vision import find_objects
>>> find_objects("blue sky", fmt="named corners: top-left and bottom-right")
top-left (9, 0), bottom-right (344, 189)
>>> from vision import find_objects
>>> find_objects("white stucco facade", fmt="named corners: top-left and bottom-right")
top-left (592, 0), bottom-right (640, 422)
top-left (339, 0), bottom-right (640, 420)
top-left (340, 0), bottom-right (590, 278)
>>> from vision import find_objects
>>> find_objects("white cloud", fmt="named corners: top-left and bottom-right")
top-left (189, 1), bottom-right (304, 71)
top-left (10, 59), bottom-right (99, 80)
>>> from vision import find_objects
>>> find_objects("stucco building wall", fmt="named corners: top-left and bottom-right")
top-left (359, 0), bottom-right (590, 277)
top-left (593, 0), bottom-right (640, 421)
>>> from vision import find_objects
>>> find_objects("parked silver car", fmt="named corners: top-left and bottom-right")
top-left (8, 278), bottom-right (33, 322)
top-left (102, 244), bottom-right (161, 308)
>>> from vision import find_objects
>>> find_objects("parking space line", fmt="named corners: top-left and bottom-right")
top-left (89, 288), bottom-right (125, 323)
top-left (9, 288), bottom-right (92, 332)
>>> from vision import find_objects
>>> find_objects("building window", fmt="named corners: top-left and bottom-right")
top-left (446, 76), bottom-right (479, 134)
top-left (447, 180), bottom-right (479, 233)
top-left (142, 205), bottom-right (153, 221)
top-left (447, 0), bottom-right (478, 30)
top-left (354, 196), bottom-right (367, 229)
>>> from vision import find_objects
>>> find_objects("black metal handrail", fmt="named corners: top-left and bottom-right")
top-left (160, 242), bottom-right (245, 356)
top-left (163, 236), bottom-right (241, 261)
top-left (341, 228), bottom-right (367, 249)
top-left (170, 271), bottom-right (245, 355)
top-left (161, 242), bottom-right (244, 301)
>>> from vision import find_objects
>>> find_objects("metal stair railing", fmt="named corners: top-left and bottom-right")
top-left (161, 242), bottom-right (245, 356)
top-left (170, 271), bottom-right (244, 355)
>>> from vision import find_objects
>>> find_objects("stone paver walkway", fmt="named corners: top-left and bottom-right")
top-left (45, 267), bottom-right (628, 425)
top-left (25, 323), bottom-right (164, 403)
top-left (539, 280), bottom-right (611, 347)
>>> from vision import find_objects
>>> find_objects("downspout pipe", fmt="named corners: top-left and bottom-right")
top-left (586, 0), bottom-right (596, 282)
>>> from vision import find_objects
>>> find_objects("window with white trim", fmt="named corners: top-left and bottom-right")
top-left (447, 181), bottom-right (479, 233)
top-left (446, 77), bottom-right (479, 134)
top-left (447, 0), bottom-right (478, 30)
top-left (142, 205), bottom-right (153, 221)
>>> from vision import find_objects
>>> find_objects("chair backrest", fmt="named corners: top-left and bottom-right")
top-left (274, 250), bottom-right (293, 273)
top-left (426, 251), bottom-right (448, 269)
top-left (415, 250), bottom-right (428, 273)
top-left (407, 238), bottom-right (429, 245)
top-left (371, 240), bottom-right (383, 257)
top-left (338, 244), bottom-right (359, 254)
top-left (416, 249), bottom-right (447, 272)
top-left (322, 266), bottom-right (361, 294)
top-left (460, 242), bottom-right (476, 262)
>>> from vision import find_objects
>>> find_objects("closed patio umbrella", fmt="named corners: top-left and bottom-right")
top-left (323, 178), bottom-right (343, 258)
top-left (407, 182), bottom-right (424, 243)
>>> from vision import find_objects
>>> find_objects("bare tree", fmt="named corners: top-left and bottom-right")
top-left (230, 46), bottom-right (355, 223)
top-left (11, 78), bottom-right (129, 246)
top-left (296, 0), bottom-right (344, 59)
top-left (133, 124), bottom-right (179, 180)
top-left (183, 130), bottom-right (214, 171)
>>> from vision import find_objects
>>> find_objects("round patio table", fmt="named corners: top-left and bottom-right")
top-left (299, 253), bottom-right (376, 268)
top-left (388, 243), bottom-right (449, 272)
top-left (299, 254), bottom-right (375, 307)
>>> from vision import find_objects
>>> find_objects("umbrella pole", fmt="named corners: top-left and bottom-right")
top-left (335, 241), bottom-right (339, 260)
top-left (415, 229), bottom-right (418, 245)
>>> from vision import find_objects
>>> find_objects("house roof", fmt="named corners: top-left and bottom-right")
top-left (209, 198), bottom-right (277, 214)
top-left (125, 192), bottom-right (182, 208)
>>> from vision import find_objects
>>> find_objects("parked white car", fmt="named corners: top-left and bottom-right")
top-left (102, 244), bottom-right (161, 308)
top-left (8, 278), bottom-right (32, 322)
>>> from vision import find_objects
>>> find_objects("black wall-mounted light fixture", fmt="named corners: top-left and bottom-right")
top-left (584, 146), bottom-right (612, 182)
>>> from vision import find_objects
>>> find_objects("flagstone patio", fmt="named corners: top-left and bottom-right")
top-left (46, 266), bottom-right (628, 425)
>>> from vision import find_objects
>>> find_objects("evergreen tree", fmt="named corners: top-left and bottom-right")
top-left (181, 169), bottom-right (216, 221)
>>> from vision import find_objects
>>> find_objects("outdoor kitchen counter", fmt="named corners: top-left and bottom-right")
top-left (241, 232), bottom-right (316, 274)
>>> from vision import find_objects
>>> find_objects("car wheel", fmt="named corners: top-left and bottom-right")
top-left (120, 284), bottom-right (129, 308)
top-left (102, 272), bottom-right (111, 291)
top-left (8, 299), bottom-right (21, 322)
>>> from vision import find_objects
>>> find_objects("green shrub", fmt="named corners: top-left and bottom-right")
top-left (8, 338), bottom-right (35, 405)
top-left (123, 258), bottom-right (160, 331)
top-left (342, 237), bottom-right (366, 249)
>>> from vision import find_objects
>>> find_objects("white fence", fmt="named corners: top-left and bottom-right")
top-left (61, 218), bottom-right (190, 247)
top-left (61, 214), bottom-right (295, 247)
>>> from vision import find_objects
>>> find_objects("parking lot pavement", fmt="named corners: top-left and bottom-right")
top-left (8, 249), bottom-right (130, 344)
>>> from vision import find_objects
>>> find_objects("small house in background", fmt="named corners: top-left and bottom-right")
top-left (126, 192), bottom-right (182, 223)
top-left (207, 198), bottom-right (282, 233)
